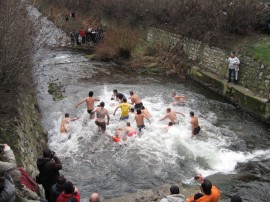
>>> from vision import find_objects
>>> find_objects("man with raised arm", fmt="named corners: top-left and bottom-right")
top-left (135, 109), bottom-right (151, 132)
top-left (60, 113), bottom-right (79, 133)
top-left (92, 102), bottom-right (110, 133)
top-left (159, 108), bottom-right (185, 125)
top-left (190, 111), bottom-right (201, 137)
top-left (113, 98), bottom-right (131, 120)
top-left (75, 91), bottom-right (99, 119)
top-left (129, 91), bottom-right (143, 110)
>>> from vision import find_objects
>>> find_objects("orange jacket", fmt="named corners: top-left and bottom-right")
top-left (187, 186), bottom-right (220, 202)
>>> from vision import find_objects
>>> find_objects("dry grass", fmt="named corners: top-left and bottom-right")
top-left (95, 26), bottom-right (141, 60)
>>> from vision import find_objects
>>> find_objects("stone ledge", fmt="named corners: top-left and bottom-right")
top-left (187, 66), bottom-right (270, 124)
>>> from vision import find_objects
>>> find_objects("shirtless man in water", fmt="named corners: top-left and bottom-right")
top-left (172, 92), bottom-right (187, 106)
top-left (75, 91), bottom-right (100, 119)
top-left (135, 109), bottom-right (151, 132)
top-left (159, 108), bottom-right (185, 125)
top-left (112, 89), bottom-right (125, 102)
top-left (141, 106), bottom-right (152, 118)
top-left (125, 122), bottom-right (137, 137)
top-left (190, 111), bottom-right (200, 137)
top-left (129, 91), bottom-right (143, 110)
top-left (60, 113), bottom-right (79, 133)
top-left (92, 102), bottom-right (110, 132)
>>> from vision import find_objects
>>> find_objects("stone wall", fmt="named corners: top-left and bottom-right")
top-left (16, 93), bottom-right (47, 176)
top-left (147, 28), bottom-right (270, 97)
top-left (0, 91), bottom-right (47, 177)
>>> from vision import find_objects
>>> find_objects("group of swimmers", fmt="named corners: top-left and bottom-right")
top-left (60, 89), bottom-right (201, 142)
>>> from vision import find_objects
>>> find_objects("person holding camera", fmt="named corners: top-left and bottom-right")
top-left (37, 149), bottom-right (62, 202)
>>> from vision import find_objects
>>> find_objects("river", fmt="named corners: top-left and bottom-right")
top-left (29, 5), bottom-right (270, 202)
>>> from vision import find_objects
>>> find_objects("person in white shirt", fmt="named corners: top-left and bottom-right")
top-left (226, 51), bottom-right (240, 84)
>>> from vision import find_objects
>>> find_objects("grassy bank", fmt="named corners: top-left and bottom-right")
top-left (249, 36), bottom-right (270, 67)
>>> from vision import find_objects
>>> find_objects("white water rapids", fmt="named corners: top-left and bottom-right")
top-left (28, 4), bottom-right (270, 201)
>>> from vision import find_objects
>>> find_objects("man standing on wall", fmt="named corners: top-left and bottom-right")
top-left (226, 51), bottom-right (240, 84)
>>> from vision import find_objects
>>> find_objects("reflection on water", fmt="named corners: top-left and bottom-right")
top-left (35, 49), bottom-right (270, 202)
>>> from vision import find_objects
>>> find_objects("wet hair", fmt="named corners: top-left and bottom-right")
top-left (68, 198), bottom-right (78, 202)
top-left (167, 108), bottom-right (171, 112)
top-left (127, 122), bottom-right (131, 126)
top-left (64, 181), bottom-right (74, 194)
top-left (170, 184), bottom-right (180, 195)
top-left (43, 149), bottom-right (52, 158)
top-left (190, 111), bottom-right (194, 117)
top-left (231, 195), bottom-right (242, 202)
top-left (168, 122), bottom-right (173, 126)
top-left (0, 145), bottom-right (5, 155)
top-left (201, 179), bottom-right (212, 195)
top-left (116, 93), bottom-right (124, 99)
top-left (100, 102), bottom-right (105, 107)
top-left (65, 113), bottom-right (69, 118)
top-left (130, 91), bottom-right (134, 95)
top-left (131, 108), bottom-right (135, 112)
top-left (56, 175), bottom-right (66, 185)
top-left (113, 89), bottom-right (118, 93)
top-left (89, 91), bottom-right (93, 97)
top-left (123, 98), bottom-right (127, 102)
top-left (141, 106), bottom-right (145, 110)
top-left (137, 109), bottom-right (142, 114)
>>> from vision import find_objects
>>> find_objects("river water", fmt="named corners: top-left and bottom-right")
top-left (29, 5), bottom-right (270, 202)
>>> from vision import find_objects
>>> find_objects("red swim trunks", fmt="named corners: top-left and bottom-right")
top-left (128, 131), bottom-right (137, 137)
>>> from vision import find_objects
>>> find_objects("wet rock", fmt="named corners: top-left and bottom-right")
top-left (48, 82), bottom-right (65, 100)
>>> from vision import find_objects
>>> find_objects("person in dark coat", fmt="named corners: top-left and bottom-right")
top-left (56, 181), bottom-right (80, 202)
top-left (37, 149), bottom-right (62, 202)
top-left (51, 175), bottom-right (66, 202)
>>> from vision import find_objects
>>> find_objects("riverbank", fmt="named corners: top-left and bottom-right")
top-left (24, 2), bottom-right (270, 202)
top-left (34, 3), bottom-right (270, 124)
top-left (0, 0), bottom-right (47, 178)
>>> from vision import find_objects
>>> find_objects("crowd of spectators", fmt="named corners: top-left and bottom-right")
top-left (69, 28), bottom-right (103, 46)
top-left (0, 145), bottom-right (100, 202)
top-left (0, 144), bottom-right (243, 202)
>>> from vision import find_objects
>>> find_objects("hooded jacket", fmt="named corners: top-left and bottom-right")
top-left (37, 156), bottom-right (62, 190)
top-left (160, 194), bottom-right (186, 202)
top-left (0, 146), bottom-right (21, 184)
top-left (51, 183), bottom-right (65, 202)
top-left (56, 191), bottom-right (80, 202)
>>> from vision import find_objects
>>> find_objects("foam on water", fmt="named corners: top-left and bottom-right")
top-left (48, 85), bottom-right (270, 185)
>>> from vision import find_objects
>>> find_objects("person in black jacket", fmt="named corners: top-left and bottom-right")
top-left (37, 149), bottom-right (62, 202)
top-left (50, 175), bottom-right (66, 202)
